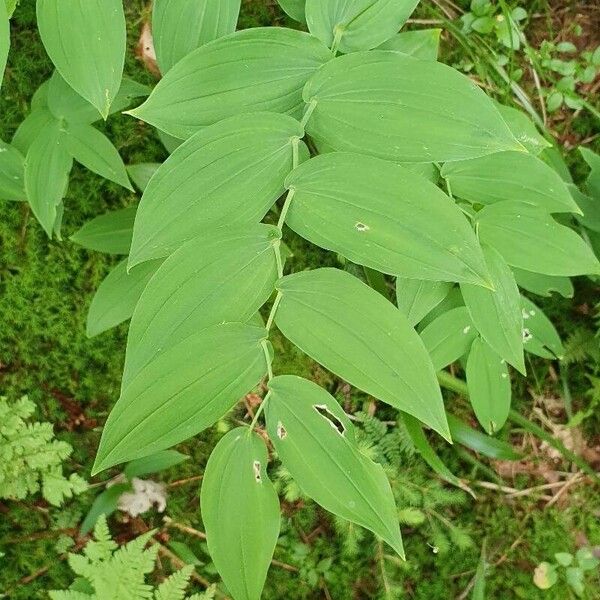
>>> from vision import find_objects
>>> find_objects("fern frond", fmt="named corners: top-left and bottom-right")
top-left (154, 565), bottom-right (194, 600)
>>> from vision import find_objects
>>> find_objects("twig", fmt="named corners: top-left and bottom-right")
top-left (545, 473), bottom-right (584, 509)
top-left (166, 475), bottom-right (203, 489)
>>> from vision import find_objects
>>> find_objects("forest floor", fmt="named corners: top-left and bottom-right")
top-left (1, 1), bottom-right (599, 598)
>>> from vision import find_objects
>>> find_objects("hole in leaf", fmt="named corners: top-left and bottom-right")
top-left (314, 404), bottom-right (346, 436)
top-left (355, 222), bottom-right (369, 232)
top-left (252, 461), bottom-right (262, 483)
top-left (277, 421), bottom-right (287, 440)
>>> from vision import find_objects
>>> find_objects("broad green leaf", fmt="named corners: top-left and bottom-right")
top-left (153, 0), bottom-right (241, 74)
top-left (201, 428), bottom-right (280, 600)
top-left (466, 338), bottom-right (511, 434)
top-left (277, 0), bottom-right (306, 23)
top-left (46, 72), bottom-right (149, 125)
top-left (420, 307), bottom-right (477, 370)
top-left (266, 375), bottom-right (403, 556)
top-left (80, 483), bottom-right (131, 535)
top-left (123, 224), bottom-right (279, 385)
top-left (580, 147), bottom-right (600, 200)
top-left (65, 123), bottom-right (132, 190)
top-left (447, 414), bottom-right (521, 460)
top-left (275, 268), bottom-right (450, 440)
top-left (86, 258), bottom-right (163, 338)
top-left (419, 286), bottom-right (465, 329)
top-left (306, 0), bottom-right (419, 53)
top-left (24, 120), bottom-right (72, 236)
top-left (441, 151), bottom-right (580, 213)
top-left (495, 102), bottom-right (550, 155)
top-left (129, 112), bottom-right (304, 266)
top-left (0, 139), bottom-right (25, 201)
top-left (157, 129), bottom-right (183, 154)
top-left (31, 79), bottom-right (50, 109)
top-left (0, 0), bottom-right (8, 87)
top-left (303, 51), bottom-right (522, 163)
top-left (521, 296), bottom-right (564, 360)
top-left (71, 206), bottom-right (136, 255)
top-left (37, 0), bottom-right (126, 117)
top-left (402, 413), bottom-right (470, 493)
top-left (461, 245), bottom-right (525, 374)
top-left (11, 108), bottom-right (55, 154)
top-left (93, 323), bottom-right (268, 472)
top-left (128, 28), bottom-right (330, 139)
top-left (476, 201), bottom-right (600, 276)
top-left (571, 185), bottom-right (600, 233)
top-left (396, 278), bottom-right (453, 326)
top-left (127, 163), bottom-right (160, 193)
top-left (376, 28), bottom-right (441, 60)
top-left (124, 450), bottom-right (189, 480)
top-left (541, 146), bottom-right (573, 184)
top-left (512, 268), bottom-right (573, 298)
top-left (286, 153), bottom-right (491, 285)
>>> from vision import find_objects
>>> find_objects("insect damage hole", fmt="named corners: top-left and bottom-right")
top-left (355, 222), bottom-right (369, 232)
top-left (276, 421), bottom-right (287, 440)
top-left (252, 461), bottom-right (262, 483)
top-left (314, 404), bottom-right (346, 435)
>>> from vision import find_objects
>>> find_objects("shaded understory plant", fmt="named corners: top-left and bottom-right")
top-left (1, 0), bottom-right (599, 598)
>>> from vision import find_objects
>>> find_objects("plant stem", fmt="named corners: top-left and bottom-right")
top-left (300, 99), bottom-right (318, 129)
top-left (249, 390), bottom-right (271, 433)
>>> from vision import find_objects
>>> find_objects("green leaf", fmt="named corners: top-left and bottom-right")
top-left (93, 323), bottom-right (268, 473)
top-left (376, 28), bottom-right (441, 60)
top-left (0, 139), bottom-right (25, 201)
top-left (565, 567), bottom-right (585, 596)
top-left (495, 102), bottom-right (550, 155)
top-left (554, 552), bottom-right (573, 567)
top-left (571, 185), bottom-right (600, 233)
top-left (124, 450), bottom-right (189, 480)
top-left (11, 108), bottom-right (55, 154)
top-left (266, 375), bottom-right (404, 556)
top-left (36, 0), bottom-right (126, 118)
top-left (580, 146), bottom-right (600, 200)
top-left (201, 428), bottom-right (280, 600)
top-left (533, 562), bottom-right (558, 590)
top-left (86, 258), bottom-right (163, 338)
top-left (286, 152), bottom-right (491, 285)
top-left (129, 112), bottom-right (304, 266)
top-left (80, 483), bottom-right (131, 535)
top-left (0, 0), bottom-right (8, 87)
top-left (441, 151), bottom-right (581, 213)
top-left (466, 338), bottom-right (511, 434)
top-left (472, 542), bottom-right (487, 600)
top-left (65, 123), bottom-right (132, 190)
top-left (123, 224), bottom-right (279, 385)
top-left (275, 268), bottom-right (450, 440)
top-left (396, 278), bottom-right (453, 326)
top-left (476, 201), bottom-right (600, 276)
top-left (277, 0), bottom-right (306, 23)
top-left (402, 413), bottom-right (471, 493)
top-left (521, 296), bottom-right (564, 360)
top-left (128, 28), bottom-right (330, 139)
top-left (126, 163), bottom-right (160, 193)
top-left (24, 120), bottom-right (72, 237)
top-left (461, 245), bottom-right (525, 374)
top-left (512, 268), bottom-right (573, 298)
top-left (305, 0), bottom-right (419, 53)
top-left (303, 51), bottom-right (522, 163)
top-left (152, 0), bottom-right (241, 74)
top-left (447, 414), bottom-right (521, 460)
top-left (576, 547), bottom-right (600, 571)
top-left (420, 307), bottom-right (477, 371)
top-left (541, 145), bottom-right (573, 183)
top-left (71, 206), bottom-right (136, 255)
